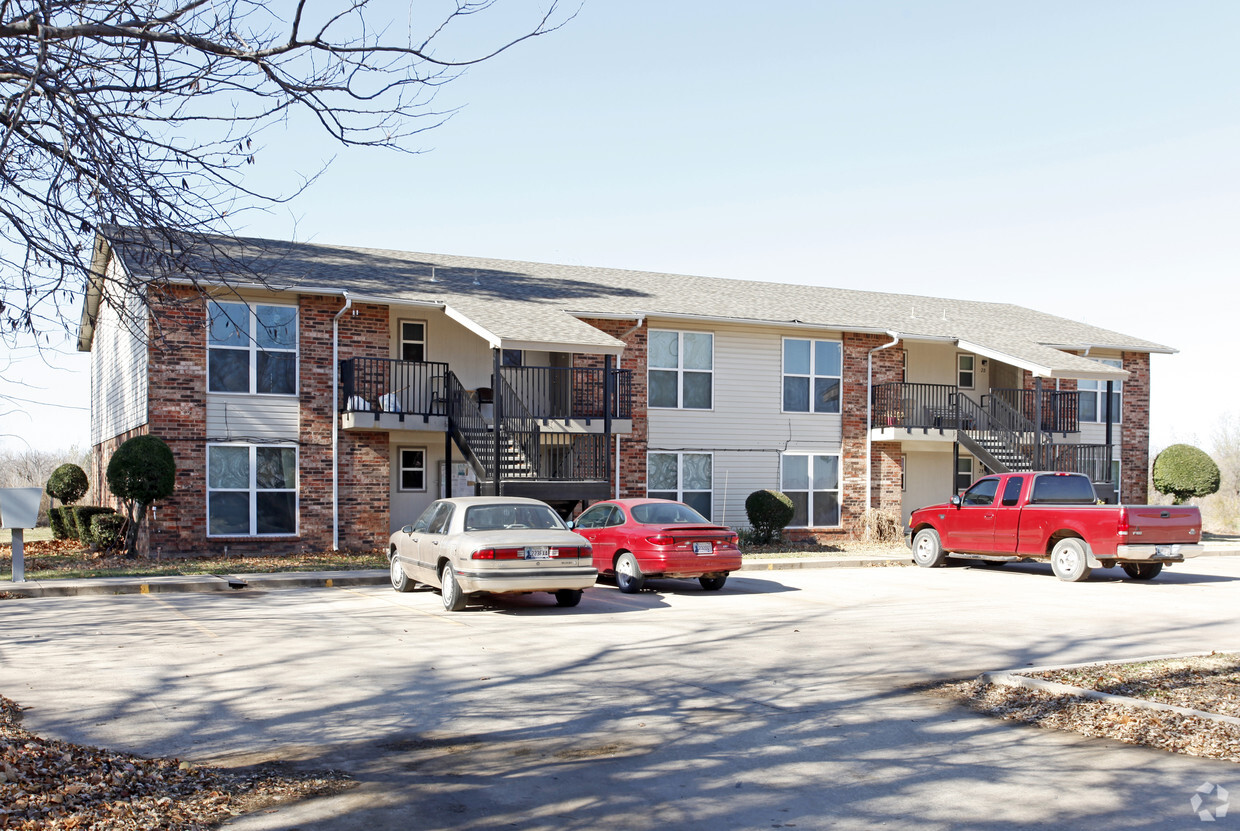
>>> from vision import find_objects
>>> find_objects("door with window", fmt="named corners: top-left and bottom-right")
top-left (946, 476), bottom-right (1000, 552)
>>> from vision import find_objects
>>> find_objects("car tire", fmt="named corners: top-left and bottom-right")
top-left (1050, 538), bottom-right (1092, 582)
top-left (699, 575), bottom-right (727, 591)
top-left (554, 589), bottom-right (583, 607)
top-left (441, 563), bottom-right (468, 611)
top-left (911, 528), bottom-right (946, 568)
top-left (615, 552), bottom-right (645, 593)
top-left (390, 552), bottom-right (415, 593)
top-left (1122, 562), bottom-right (1163, 581)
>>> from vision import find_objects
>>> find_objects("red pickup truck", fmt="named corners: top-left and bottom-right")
top-left (906, 472), bottom-right (1202, 582)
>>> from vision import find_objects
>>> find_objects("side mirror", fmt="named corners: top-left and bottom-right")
top-left (566, 520), bottom-right (576, 530)
top-left (401, 524), bottom-right (414, 535)
top-left (950, 496), bottom-right (962, 508)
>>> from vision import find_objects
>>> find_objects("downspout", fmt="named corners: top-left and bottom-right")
top-left (332, 292), bottom-right (352, 551)
top-left (866, 331), bottom-right (902, 517)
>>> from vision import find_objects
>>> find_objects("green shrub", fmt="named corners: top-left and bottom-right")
top-left (1152, 444), bottom-right (1221, 505)
top-left (107, 435), bottom-right (176, 557)
top-left (48, 506), bottom-right (70, 539)
top-left (745, 489), bottom-right (796, 544)
top-left (71, 506), bottom-right (116, 544)
top-left (46, 463), bottom-right (90, 506)
top-left (91, 513), bottom-right (128, 552)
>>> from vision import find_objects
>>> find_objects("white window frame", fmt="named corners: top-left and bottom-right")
top-left (781, 337), bottom-right (843, 414)
top-left (1079, 359), bottom-right (1123, 424)
top-left (647, 329), bottom-right (713, 410)
top-left (207, 301), bottom-right (299, 396)
top-left (398, 446), bottom-right (427, 493)
top-left (399, 319), bottom-right (427, 362)
top-left (206, 443), bottom-right (299, 538)
top-left (957, 353), bottom-right (975, 390)
top-left (646, 451), bottom-right (714, 519)
top-left (780, 452), bottom-right (842, 529)
top-left (955, 455), bottom-right (975, 492)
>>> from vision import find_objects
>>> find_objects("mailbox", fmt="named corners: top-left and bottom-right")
top-left (0, 487), bottom-right (42, 529)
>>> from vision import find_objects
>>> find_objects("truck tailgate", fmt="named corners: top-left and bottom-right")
top-left (1123, 505), bottom-right (1201, 544)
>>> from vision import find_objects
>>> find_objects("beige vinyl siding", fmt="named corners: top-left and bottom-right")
top-left (648, 321), bottom-right (843, 454)
top-left (90, 266), bottom-right (148, 446)
top-left (389, 306), bottom-right (495, 388)
top-left (206, 396), bottom-right (299, 441)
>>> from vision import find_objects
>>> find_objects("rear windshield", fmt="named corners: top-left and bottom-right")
top-left (1030, 475), bottom-right (1097, 504)
top-left (631, 502), bottom-right (711, 525)
top-left (464, 504), bottom-right (566, 531)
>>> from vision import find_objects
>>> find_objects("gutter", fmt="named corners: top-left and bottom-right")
top-left (866, 331), bottom-right (903, 520)
top-left (332, 292), bottom-right (352, 551)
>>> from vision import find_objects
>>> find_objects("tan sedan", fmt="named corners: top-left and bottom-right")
top-left (388, 496), bottom-right (596, 611)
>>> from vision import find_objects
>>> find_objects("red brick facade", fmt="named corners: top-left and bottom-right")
top-left (576, 318), bottom-right (648, 499)
top-left (1121, 352), bottom-right (1150, 503)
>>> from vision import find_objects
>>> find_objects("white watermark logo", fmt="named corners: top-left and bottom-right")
top-left (1191, 782), bottom-right (1230, 822)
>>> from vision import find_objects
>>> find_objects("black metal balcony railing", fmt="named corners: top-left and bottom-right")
top-left (339, 358), bottom-right (450, 418)
top-left (501, 366), bottom-right (632, 421)
top-left (872, 382), bottom-right (965, 430)
top-left (986, 388), bottom-right (1079, 434)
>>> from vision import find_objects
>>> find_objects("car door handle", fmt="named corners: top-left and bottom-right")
top-left (984, 513), bottom-right (994, 520)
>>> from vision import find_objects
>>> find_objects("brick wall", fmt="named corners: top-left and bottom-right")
top-left (577, 319), bottom-right (647, 498)
top-left (1121, 352), bottom-right (1150, 503)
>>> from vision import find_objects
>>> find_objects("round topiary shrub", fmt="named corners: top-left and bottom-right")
top-left (745, 489), bottom-right (796, 544)
top-left (107, 434), bottom-right (176, 557)
top-left (90, 513), bottom-right (128, 552)
top-left (46, 463), bottom-right (89, 506)
top-left (1152, 444), bottom-right (1221, 505)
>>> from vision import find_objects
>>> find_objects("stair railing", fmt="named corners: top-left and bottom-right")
top-left (496, 374), bottom-right (541, 479)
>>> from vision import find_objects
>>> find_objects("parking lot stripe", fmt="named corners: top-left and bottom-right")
top-left (143, 595), bottom-right (219, 638)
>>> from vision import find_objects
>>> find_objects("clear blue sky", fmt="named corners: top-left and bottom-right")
top-left (2, 0), bottom-right (1237, 453)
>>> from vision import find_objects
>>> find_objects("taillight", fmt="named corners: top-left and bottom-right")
top-left (646, 534), bottom-right (674, 546)
top-left (553, 546), bottom-right (589, 558)
top-left (472, 548), bottom-right (523, 560)
top-left (726, 533), bottom-right (739, 546)
top-left (1117, 507), bottom-right (1129, 536)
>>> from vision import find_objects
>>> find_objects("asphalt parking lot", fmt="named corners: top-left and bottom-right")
top-left (5, 557), bottom-right (1240, 830)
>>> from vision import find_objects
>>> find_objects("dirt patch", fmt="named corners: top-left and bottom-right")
top-left (934, 653), bottom-right (1240, 763)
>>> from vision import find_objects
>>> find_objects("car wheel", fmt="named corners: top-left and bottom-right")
top-left (615, 552), bottom-right (645, 593)
top-left (1122, 562), bottom-right (1163, 581)
top-left (699, 575), bottom-right (727, 591)
top-left (441, 563), bottom-right (468, 611)
top-left (1050, 538), bottom-right (1092, 582)
top-left (911, 528), bottom-right (946, 568)
top-left (390, 552), bottom-right (415, 593)
top-left (554, 589), bottom-right (583, 607)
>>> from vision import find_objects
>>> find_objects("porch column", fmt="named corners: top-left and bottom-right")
top-left (492, 347), bottom-right (502, 496)
top-left (445, 430), bottom-right (453, 498)
top-left (1033, 377), bottom-right (1044, 469)
top-left (1105, 380), bottom-right (1115, 482)
top-left (603, 354), bottom-right (613, 484)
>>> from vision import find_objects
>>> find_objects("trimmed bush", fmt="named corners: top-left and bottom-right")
top-left (48, 506), bottom-right (70, 539)
top-left (71, 506), bottom-right (116, 544)
top-left (1152, 444), bottom-right (1221, 505)
top-left (46, 463), bottom-right (89, 506)
top-left (107, 435), bottom-right (176, 557)
top-left (745, 489), bottom-right (796, 544)
top-left (91, 513), bottom-right (128, 552)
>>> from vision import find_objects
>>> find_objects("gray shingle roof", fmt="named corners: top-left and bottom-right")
top-left (101, 231), bottom-right (1170, 379)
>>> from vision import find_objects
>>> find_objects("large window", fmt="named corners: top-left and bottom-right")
top-left (1079, 359), bottom-right (1123, 423)
top-left (207, 444), bottom-right (298, 536)
top-left (649, 330), bottom-right (712, 409)
top-left (783, 339), bottom-right (841, 413)
top-left (208, 301), bottom-right (298, 395)
top-left (781, 453), bottom-right (840, 527)
top-left (648, 452), bottom-right (712, 519)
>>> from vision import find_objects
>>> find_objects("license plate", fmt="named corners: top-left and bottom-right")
top-left (1154, 545), bottom-right (1179, 558)
top-left (524, 547), bottom-right (553, 560)
top-left (692, 542), bottom-right (713, 555)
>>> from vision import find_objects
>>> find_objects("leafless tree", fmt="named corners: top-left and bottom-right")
top-left (0, 0), bottom-right (571, 358)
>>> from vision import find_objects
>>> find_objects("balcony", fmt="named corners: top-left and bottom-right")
top-left (871, 383), bottom-right (1079, 433)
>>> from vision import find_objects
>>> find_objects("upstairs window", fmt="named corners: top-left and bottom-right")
top-left (957, 354), bottom-right (975, 389)
top-left (1079, 359), bottom-right (1123, 423)
top-left (400, 321), bottom-right (426, 362)
top-left (208, 301), bottom-right (298, 395)
top-left (783, 339), bottom-right (842, 413)
top-left (649, 330), bottom-right (712, 409)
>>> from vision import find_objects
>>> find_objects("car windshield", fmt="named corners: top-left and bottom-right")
top-left (631, 502), bottom-right (710, 525)
top-left (464, 504), bottom-right (566, 532)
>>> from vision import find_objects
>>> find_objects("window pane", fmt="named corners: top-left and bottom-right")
top-left (786, 491), bottom-right (808, 528)
top-left (649, 370), bottom-right (678, 408)
top-left (502, 349), bottom-right (523, 367)
top-left (812, 455), bottom-right (839, 490)
top-left (209, 446), bottom-right (250, 489)
top-left (256, 492), bottom-right (296, 534)
top-left (1079, 391), bottom-right (1097, 422)
top-left (814, 341), bottom-right (841, 376)
top-left (783, 377), bottom-right (809, 412)
top-left (683, 491), bottom-right (712, 520)
top-left (209, 348), bottom-right (250, 393)
top-left (255, 305), bottom-right (297, 349)
top-left (649, 331), bottom-right (679, 369)
top-left (812, 492), bottom-right (840, 527)
top-left (401, 470), bottom-right (424, 490)
top-left (256, 447), bottom-right (296, 489)
top-left (813, 378), bottom-right (840, 413)
top-left (648, 453), bottom-right (678, 490)
top-left (209, 492), bottom-right (249, 535)
top-left (402, 343), bottom-right (425, 362)
top-left (649, 490), bottom-right (677, 504)
top-left (682, 333), bottom-right (712, 370)
top-left (682, 454), bottom-right (712, 491)
top-left (784, 339), bottom-right (810, 375)
top-left (682, 372), bottom-right (712, 409)
top-left (208, 302), bottom-right (248, 347)
top-left (782, 455), bottom-right (809, 491)
top-left (1079, 378), bottom-right (1099, 392)
top-left (402, 322), bottom-right (424, 341)
top-left (257, 351), bottom-right (297, 395)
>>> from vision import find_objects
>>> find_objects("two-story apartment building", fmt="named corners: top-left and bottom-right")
top-left (79, 230), bottom-right (1173, 555)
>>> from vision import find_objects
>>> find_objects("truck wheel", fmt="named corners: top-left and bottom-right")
top-left (1050, 538), bottom-right (1091, 582)
top-left (1122, 562), bottom-right (1163, 581)
top-left (911, 529), bottom-right (946, 568)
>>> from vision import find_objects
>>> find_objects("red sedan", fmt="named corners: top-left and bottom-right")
top-left (571, 498), bottom-right (742, 593)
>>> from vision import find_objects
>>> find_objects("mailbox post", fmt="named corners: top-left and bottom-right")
top-left (0, 487), bottom-right (43, 583)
